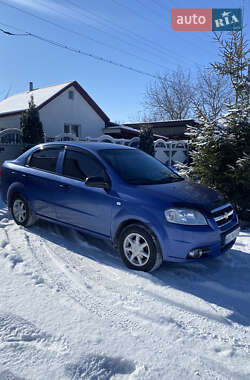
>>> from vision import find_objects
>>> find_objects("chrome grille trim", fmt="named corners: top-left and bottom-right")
top-left (211, 203), bottom-right (234, 227)
top-left (214, 210), bottom-right (233, 222)
top-left (211, 203), bottom-right (232, 214)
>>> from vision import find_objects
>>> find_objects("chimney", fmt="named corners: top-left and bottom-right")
top-left (29, 82), bottom-right (33, 91)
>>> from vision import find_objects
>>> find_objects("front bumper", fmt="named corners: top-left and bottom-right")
top-left (160, 212), bottom-right (239, 263)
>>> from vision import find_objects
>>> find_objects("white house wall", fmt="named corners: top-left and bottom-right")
top-left (0, 85), bottom-right (105, 139)
top-left (39, 85), bottom-right (105, 139)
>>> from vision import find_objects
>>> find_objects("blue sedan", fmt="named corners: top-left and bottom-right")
top-left (1, 142), bottom-right (240, 271)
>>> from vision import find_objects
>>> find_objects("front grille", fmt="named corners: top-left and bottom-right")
top-left (211, 203), bottom-right (234, 227)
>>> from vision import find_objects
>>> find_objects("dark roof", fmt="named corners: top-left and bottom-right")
top-left (104, 125), bottom-right (139, 136)
top-left (124, 119), bottom-right (197, 129)
top-left (104, 125), bottom-right (168, 141)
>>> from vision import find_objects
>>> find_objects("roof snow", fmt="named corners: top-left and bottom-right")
top-left (0, 81), bottom-right (73, 116)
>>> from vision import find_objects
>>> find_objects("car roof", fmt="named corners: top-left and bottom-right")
top-left (41, 141), bottom-right (135, 152)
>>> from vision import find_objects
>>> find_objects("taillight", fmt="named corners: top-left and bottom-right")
top-left (0, 167), bottom-right (2, 177)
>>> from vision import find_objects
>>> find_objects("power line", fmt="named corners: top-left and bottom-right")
top-left (0, 24), bottom-right (160, 79)
top-left (46, 0), bottom-right (176, 67)
top-left (66, 0), bottom-right (175, 62)
top-left (38, 0), bottom-right (186, 67)
top-left (0, 28), bottom-right (26, 36)
top-left (0, 0), bottom-right (169, 70)
top-left (57, 0), bottom-right (196, 67)
top-left (67, 0), bottom-right (189, 66)
top-left (110, 0), bottom-right (207, 67)
top-left (0, 0), bottom-right (200, 71)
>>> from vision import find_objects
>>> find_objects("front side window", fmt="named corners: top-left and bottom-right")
top-left (63, 150), bottom-right (105, 181)
top-left (29, 148), bottom-right (61, 173)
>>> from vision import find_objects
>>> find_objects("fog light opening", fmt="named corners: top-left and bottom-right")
top-left (188, 247), bottom-right (209, 259)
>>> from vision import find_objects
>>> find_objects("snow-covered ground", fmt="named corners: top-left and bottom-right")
top-left (0, 197), bottom-right (249, 380)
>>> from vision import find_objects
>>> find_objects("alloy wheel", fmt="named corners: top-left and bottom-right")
top-left (123, 232), bottom-right (150, 267)
top-left (13, 199), bottom-right (27, 223)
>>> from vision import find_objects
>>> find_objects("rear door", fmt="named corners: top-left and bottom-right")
top-left (55, 147), bottom-right (115, 238)
top-left (26, 146), bottom-right (63, 220)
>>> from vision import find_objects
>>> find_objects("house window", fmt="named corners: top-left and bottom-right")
top-left (71, 125), bottom-right (79, 137)
top-left (64, 124), bottom-right (81, 138)
top-left (64, 124), bottom-right (70, 133)
top-left (68, 90), bottom-right (74, 100)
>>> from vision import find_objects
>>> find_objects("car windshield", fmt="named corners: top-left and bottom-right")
top-left (99, 148), bottom-right (183, 185)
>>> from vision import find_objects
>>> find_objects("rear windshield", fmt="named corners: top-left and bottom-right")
top-left (99, 149), bottom-right (182, 185)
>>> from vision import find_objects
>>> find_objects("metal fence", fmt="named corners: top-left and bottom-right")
top-left (0, 130), bottom-right (189, 167)
top-left (0, 129), bottom-right (24, 166)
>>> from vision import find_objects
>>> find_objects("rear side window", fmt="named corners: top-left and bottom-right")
top-left (63, 150), bottom-right (105, 181)
top-left (29, 148), bottom-right (61, 173)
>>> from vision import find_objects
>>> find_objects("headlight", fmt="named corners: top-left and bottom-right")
top-left (164, 208), bottom-right (207, 225)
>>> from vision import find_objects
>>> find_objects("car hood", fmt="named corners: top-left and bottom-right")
top-left (133, 180), bottom-right (226, 213)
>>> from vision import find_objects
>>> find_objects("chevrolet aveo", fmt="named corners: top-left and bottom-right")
top-left (1, 142), bottom-right (240, 272)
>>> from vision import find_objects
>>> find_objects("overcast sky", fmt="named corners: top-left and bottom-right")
top-left (0, 0), bottom-right (248, 123)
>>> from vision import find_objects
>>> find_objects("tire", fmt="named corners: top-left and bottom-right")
top-left (118, 224), bottom-right (163, 272)
top-left (11, 194), bottom-right (36, 227)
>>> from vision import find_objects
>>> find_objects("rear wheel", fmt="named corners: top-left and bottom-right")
top-left (11, 194), bottom-right (36, 227)
top-left (118, 224), bottom-right (163, 272)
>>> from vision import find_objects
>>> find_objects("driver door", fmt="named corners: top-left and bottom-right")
top-left (55, 148), bottom-right (114, 238)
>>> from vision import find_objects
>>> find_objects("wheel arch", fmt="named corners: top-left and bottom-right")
top-left (8, 190), bottom-right (21, 209)
top-left (8, 188), bottom-right (36, 227)
top-left (113, 219), bottom-right (161, 251)
top-left (7, 183), bottom-right (31, 208)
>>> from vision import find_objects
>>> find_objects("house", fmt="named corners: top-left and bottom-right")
top-left (0, 81), bottom-right (110, 140)
top-left (123, 119), bottom-right (198, 140)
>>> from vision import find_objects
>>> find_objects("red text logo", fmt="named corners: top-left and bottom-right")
top-left (171, 9), bottom-right (211, 31)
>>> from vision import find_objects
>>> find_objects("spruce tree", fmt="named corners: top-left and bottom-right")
top-left (139, 126), bottom-right (155, 156)
top-left (187, 31), bottom-right (250, 220)
top-left (20, 95), bottom-right (44, 148)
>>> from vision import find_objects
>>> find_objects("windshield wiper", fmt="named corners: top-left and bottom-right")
top-left (127, 177), bottom-right (184, 185)
top-left (126, 178), bottom-right (157, 185)
top-left (154, 177), bottom-right (184, 184)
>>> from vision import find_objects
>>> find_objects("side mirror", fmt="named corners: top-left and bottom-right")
top-left (85, 176), bottom-right (110, 190)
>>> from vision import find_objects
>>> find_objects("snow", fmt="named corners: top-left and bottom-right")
top-left (0, 82), bottom-right (73, 115)
top-left (0, 197), bottom-right (250, 379)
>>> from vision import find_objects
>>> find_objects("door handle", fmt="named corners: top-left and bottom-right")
top-left (58, 184), bottom-right (70, 189)
top-left (22, 173), bottom-right (28, 177)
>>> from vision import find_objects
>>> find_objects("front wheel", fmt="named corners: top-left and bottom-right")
top-left (118, 224), bottom-right (163, 272)
top-left (11, 194), bottom-right (36, 227)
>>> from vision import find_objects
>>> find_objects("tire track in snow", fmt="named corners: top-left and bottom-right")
top-left (3, 221), bottom-right (250, 378)
top-left (22, 225), bottom-right (250, 359)
top-left (0, 312), bottom-right (69, 354)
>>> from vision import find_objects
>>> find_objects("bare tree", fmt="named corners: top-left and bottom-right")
top-left (142, 68), bottom-right (194, 120)
top-left (139, 66), bottom-right (233, 123)
top-left (192, 68), bottom-right (232, 121)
